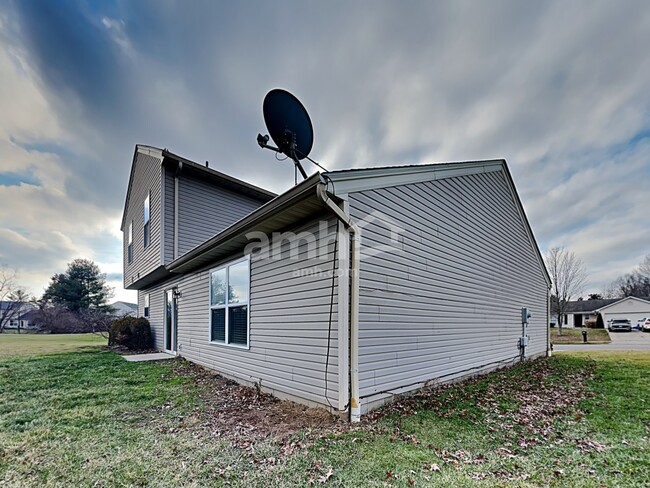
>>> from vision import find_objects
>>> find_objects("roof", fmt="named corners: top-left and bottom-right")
top-left (110, 301), bottom-right (137, 310)
top-left (110, 301), bottom-right (138, 316)
top-left (564, 296), bottom-right (650, 313)
top-left (0, 301), bottom-right (36, 312)
top-left (161, 148), bottom-right (277, 201)
top-left (166, 158), bottom-right (551, 288)
top-left (120, 145), bottom-right (276, 230)
top-left (564, 299), bottom-right (620, 313)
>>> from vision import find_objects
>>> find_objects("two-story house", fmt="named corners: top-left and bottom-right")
top-left (122, 144), bottom-right (550, 421)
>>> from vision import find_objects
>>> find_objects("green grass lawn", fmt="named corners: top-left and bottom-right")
top-left (0, 333), bottom-right (107, 358)
top-left (551, 327), bottom-right (611, 344)
top-left (0, 338), bottom-right (648, 487)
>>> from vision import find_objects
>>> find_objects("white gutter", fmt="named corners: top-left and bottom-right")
top-left (316, 180), bottom-right (361, 422)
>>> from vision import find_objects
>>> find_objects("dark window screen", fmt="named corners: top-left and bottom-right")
top-left (211, 308), bottom-right (225, 342)
top-left (228, 306), bottom-right (248, 345)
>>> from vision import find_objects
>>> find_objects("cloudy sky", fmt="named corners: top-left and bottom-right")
top-left (1, 0), bottom-right (649, 303)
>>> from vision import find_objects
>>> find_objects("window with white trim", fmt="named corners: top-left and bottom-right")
top-left (143, 192), bottom-right (150, 248)
top-left (127, 221), bottom-right (133, 264)
top-left (210, 257), bottom-right (249, 347)
top-left (144, 293), bottom-right (150, 318)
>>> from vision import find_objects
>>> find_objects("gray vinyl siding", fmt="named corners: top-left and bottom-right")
top-left (123, 152), bottom-right (163, 288)
top-left (348, 169), bottom-right (549, 401)
top-left (163, 167), bottom-right (175, 264)
top-left (140, 214), bottom-right (340, 409)
top-left (176, 175), bottom-right (266, 257)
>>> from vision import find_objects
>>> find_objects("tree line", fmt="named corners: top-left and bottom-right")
top-left (602, 254), bottom-right (650, 299)
top-left (0, 259), bottom-right (117, 334)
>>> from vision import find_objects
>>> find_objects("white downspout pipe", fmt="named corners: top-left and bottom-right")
top-left (316, 181), bottom-right (361, 422)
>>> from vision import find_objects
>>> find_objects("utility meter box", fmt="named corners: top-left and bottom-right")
top-left (521, 308), bottom-right (531, 323)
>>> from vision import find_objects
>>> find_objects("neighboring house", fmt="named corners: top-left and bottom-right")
top-left (555, 297), bottom-right (650, 328)
top-left (554, 298), bottom-right (619, 328)
top-left (122, 144), bottom-right (550, 420)
top-left (110, 301), bottom-right (138, 317)
top-left (1, 301), bottom-right (38, 330)
top-left (595, 297), bottom-right (650, 327)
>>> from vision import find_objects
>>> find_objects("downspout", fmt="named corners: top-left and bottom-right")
top-left (547, 284), bottom-right (552, 357)
top-left (316, 179), bottom-right (361, 422)
top-left (174, 161), bottom-right (183, 259)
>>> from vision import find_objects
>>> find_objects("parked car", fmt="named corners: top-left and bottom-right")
top-left (608, 319), bottom-right (632, 332)
top-left (642, 318), bottom-right (650, 333)
top-left (638, 317), bottom-right (648, 328)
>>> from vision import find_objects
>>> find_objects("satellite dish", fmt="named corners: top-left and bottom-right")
top-left (258, 89), bottom-right (313, 181)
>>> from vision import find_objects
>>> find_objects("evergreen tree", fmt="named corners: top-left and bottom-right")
top-left (43, 259), bottom-right (113, 312)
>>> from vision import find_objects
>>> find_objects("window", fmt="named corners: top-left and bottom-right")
top-left (143, 192), bottom-right (150, 248)
top-left (144, 293), bottom-right (150, 318)
top-left (209, 257), bottom-right (250, 347)
top-left (127, 221), bottom-right (133, 264)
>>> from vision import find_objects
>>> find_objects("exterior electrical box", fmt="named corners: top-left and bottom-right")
top-left (520, 307), bottom-right (531, 353)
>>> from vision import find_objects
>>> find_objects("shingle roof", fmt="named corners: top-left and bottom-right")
top-left (0, 301), bottom-right (36, 312)
top-left (564, 299), bottom-right (619, 313)
top-left (564, 297), bottom-right (650, 313)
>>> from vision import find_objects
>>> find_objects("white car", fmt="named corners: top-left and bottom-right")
top-left (608, 319), bottom-right (632, 332)
top-left (642, 318), bottom-right (650, 333)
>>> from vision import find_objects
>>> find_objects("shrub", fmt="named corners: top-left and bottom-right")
top-left (109, 317), bottom-right (153, 350)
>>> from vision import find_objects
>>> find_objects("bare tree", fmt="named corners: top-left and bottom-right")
top-left (0, 266), bottom-right (29, 333)
top-left (545, 247), bottom-right (588, 335)
top-left (613, 273), bottom-right (650, 299)
top-left (600, 282), bottom-right (619, 299)
top-left (638, 253), bottom-right (650, 279)
top-left (604, 253), bottom-right (650, 299)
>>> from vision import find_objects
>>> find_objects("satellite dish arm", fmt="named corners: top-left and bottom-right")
top-left (257, 133), bottom-right (280, 152)
top-left (292, 158), bottom-right (308, 179)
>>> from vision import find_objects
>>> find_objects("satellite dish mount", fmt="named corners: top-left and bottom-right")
top-left (257, 130), bottom-right (308, 180)
top-left (258, 88), bottom-right (323, 184)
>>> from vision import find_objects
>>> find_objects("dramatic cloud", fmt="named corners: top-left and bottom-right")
top-left (0, 0), bottom-right (649, 301)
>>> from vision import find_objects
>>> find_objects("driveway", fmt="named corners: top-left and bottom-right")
top-left (554, 329), bottom-right (650, 352)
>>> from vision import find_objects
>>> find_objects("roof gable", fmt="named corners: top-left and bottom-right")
top-left (596, 296), bottom-right (650, 312)
top-left (326, 159), bottom-right (551, 287)
top-left (120, 145), bottom-right (276, 231)
top-left (120, 145), bottom-right (163, 231)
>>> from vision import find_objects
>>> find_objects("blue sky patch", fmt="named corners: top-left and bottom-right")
top-left (0, 171), bottom-right (41, 187)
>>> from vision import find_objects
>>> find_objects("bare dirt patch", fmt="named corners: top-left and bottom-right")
top-left (168, 360), bottom-right (346, 447)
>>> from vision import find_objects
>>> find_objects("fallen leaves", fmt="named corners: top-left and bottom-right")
top-left (162, 356), bottom-right (604, 485)
top-left (307, 462), bottom-right (334, 484)
top-left (577, 438), bottom-right (607, 453)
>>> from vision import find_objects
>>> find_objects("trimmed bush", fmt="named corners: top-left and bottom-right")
top-left (109, 317), bottom-right (153, 350)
